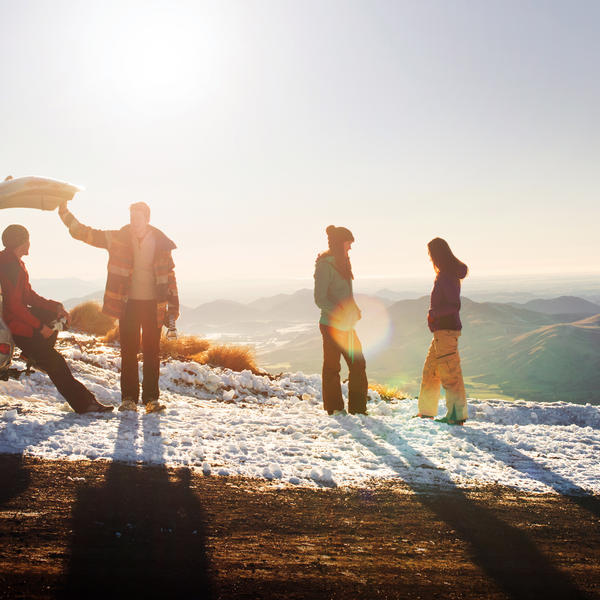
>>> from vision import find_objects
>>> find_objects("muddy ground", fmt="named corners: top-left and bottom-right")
top-left (0, 454), bottom-right (599, 599)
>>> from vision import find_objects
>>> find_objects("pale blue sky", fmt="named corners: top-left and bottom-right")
top-left (1, 0), bottom-right (598, 283)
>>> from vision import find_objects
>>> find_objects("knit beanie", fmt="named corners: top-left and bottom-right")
top-left (326, 225), bottom-right (354, 246)
top-left (2, 224), bottom-right (29, 250)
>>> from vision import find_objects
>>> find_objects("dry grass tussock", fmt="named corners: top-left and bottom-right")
top-left (69, 302), bottom-right (116, 336)
top-left (369, 382), bottom-right (408, 402)
top-left (192, 345), bottom-right (258, 374)
top-left (160, 335), bottom-right (211, 359)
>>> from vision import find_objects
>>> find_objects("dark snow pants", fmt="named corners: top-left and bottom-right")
top-left (119, 300), bottom-right (161, 404)
top-left (13, 331), bottom-right (95, 413)
top-left (320, 324), bottom-right (368, 415)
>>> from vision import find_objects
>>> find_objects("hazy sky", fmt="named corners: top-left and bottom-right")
top-left (1, 0), bottom-right (598, 284)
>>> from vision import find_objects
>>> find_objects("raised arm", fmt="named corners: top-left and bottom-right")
top-left (58, 202), bottom-right (112, 250)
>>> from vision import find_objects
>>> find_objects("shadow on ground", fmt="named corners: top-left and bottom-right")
top-left (445, 425), bottom-right (600, 517)
top-left (0, 454), bottom-right (30, 507)
top-left (338, 415), bottom-right (592, 600)
top-left (60, 413), bottom-right (213, 599)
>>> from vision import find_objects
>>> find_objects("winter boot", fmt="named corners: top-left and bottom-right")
top-left (435, 408), bottom-right (466, 426)
top-left (145, 399), bottom-right (166, 414)
top-left (118, 397), bottom-right (138, 412)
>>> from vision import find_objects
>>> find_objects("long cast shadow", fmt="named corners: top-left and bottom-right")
top-left (61, 413), bottom-right (213, 599)
top-left (337, 416), bottom-right (590, 600)
top-left (445, 425), bottom-right (600, 518)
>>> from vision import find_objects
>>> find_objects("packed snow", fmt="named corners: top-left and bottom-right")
top-left (1, 333), bottom-right (599, 495)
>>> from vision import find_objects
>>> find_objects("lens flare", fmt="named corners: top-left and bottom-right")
top-left (325, 295), bottom-right (393, 358)
top-left (353, 295), bottom-right (393, 357)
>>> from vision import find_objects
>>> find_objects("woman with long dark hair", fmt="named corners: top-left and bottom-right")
top-left (314, 225), bottom-right (368, 415)
top-left (417, 237), bottom-right (468, 424)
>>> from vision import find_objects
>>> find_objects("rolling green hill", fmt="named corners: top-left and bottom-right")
top-left (492, 315), bottom-right (600, 402)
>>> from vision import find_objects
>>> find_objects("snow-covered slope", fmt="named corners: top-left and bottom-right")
top-left (1, 334), bottom-right (599, 494)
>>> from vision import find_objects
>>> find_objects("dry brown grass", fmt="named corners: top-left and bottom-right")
top-left (191, 344), bottom-right (258, 374)
top-left (369, 382), bottom-right (408, 402)
top-left (69, 302), bottom-right (116, 336)
top-left (102, 325), bottom-right (120, 344)
top-left (160, 335), bottom-right (211, 360)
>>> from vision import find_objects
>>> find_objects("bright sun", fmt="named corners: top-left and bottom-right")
top-left (95, 8), bottom-right (223, 111)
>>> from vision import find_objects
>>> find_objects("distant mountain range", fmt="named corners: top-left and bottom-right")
top-left (64, 290), bottom-right (105, 310)
top-left (509, 295), bottom-right (600, 316)
top-left (62, 286), bottom-right (600, 403)
top-left (175, 289), bottom-right (319, 338)
top-left (34, 278), bottom-right (104, 304)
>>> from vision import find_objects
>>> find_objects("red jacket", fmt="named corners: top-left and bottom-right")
top-left (0, 249), bottom-right (60, 337)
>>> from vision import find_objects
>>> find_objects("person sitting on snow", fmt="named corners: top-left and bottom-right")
top-left (58, 201), bottom-right (179, 414)
top-left (0, 224), bottom-right (113, 414)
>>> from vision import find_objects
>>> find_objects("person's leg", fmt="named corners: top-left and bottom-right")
top-left (437, 331), bottom-right (468, 422)
top-left (319, 324), bottom-right (344, 414)
top-left (339, 330), bottom-right (368, 415)
top-left (13, 333), bottom-right (98, 413)
top-left (417, 336), bottom-right (441, 417)
top-left (119, 301), bottom-right (142, 403)
top-left (140, 300), bottom-right (161, 404)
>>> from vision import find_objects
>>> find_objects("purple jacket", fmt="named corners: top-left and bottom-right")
top-left (427, 264), bottom-right (468, 332)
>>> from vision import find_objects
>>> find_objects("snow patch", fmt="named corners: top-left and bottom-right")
top-left (1, 334), bottom-right (599, 494)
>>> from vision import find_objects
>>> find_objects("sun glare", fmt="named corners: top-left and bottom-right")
top-left (96, 9), bottom-right (223, 111)
top-left (326, 295), bottom-right (392, 358)
top-left (327, 295), bottom-right (393, 359)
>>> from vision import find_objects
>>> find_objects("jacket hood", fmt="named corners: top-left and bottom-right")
top-left (316, 252), bottom-right (354, 282)
top-left (438, 262), bottom-right (468, 280)
top-left (455, 262), bottom-right (468, 279)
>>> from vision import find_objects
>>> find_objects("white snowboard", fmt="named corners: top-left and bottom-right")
top-left (0, 176), bottom-right (82, 211)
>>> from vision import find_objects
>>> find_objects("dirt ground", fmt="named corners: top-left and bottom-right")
top-left (0, 455), bottom-right (599, 599)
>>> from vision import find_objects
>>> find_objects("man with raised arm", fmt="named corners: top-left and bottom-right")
top-left (58, 201), bottom-right (179, 413)
top-left (0, 224), bottom-right (113, 414)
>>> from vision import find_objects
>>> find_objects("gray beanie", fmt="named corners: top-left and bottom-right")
top-left (2, 224), bottom-right (29, 249)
